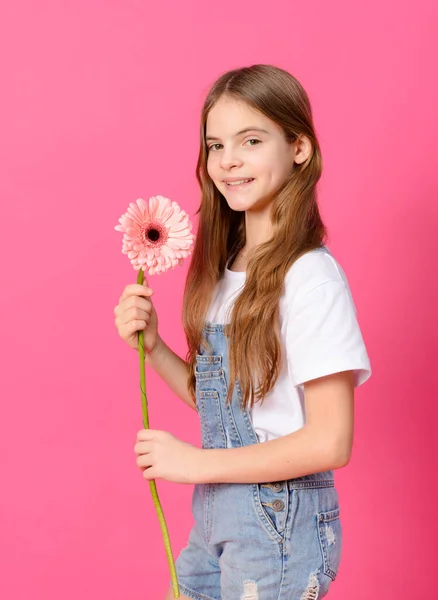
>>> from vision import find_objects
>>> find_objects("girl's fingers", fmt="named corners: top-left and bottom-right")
top-left (137, 454), bottom-right (153, 469)
top-left (115, 287), bottom-right (154, 318)
top-left (118, 294), bottom-right (153, 318)
top-left (124, 320), bottom-right (146, 334)
top-left (119, 284), bottom-right (154, 303)
top-left (134, 441), bottom-right (153, 454)
top-left (121, 305), bottom-right (149, 324)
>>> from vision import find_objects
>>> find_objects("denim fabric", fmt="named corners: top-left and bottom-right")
top-left (173, 323), bottom-right (342, 600)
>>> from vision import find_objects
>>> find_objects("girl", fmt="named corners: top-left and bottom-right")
top-left (114, 64), bottom-right (371, 600)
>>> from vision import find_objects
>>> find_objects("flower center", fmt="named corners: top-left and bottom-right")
top-left (147, 228), bottom-right (160, 242)
top-left (142, 222), bottom-right (169, 248)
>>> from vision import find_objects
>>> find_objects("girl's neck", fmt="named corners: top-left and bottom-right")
top-left (228, 244), bottom-right (254, 272)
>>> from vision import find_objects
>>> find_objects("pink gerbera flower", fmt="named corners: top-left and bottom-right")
top-left (114, 195), bottom-right (195, 275)
top-left (114, 194), bottom-right (195, 598)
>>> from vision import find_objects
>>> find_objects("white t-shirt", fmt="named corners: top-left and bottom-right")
top-left (205, 245), bottom-right (372, 442)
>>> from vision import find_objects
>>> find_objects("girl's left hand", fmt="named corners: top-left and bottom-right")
top-left (134, 429), bottom-right (204, 484)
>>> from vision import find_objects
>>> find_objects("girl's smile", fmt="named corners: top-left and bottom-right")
top-left (224, 178), bottom-right (255, 190)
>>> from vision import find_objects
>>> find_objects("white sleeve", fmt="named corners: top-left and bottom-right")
top-left (285, 280), bottom-right (372, 388)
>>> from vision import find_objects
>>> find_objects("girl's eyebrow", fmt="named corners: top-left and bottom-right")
top-left (205, 127), bottom-right (269, 142)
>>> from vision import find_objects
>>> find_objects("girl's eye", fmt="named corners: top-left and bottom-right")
top-left (207, 139), bottom-right (261, 151)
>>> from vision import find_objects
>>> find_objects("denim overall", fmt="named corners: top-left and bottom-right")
top-left (174, 323), bottom-right (342, 600)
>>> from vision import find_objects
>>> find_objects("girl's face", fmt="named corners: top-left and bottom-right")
top-left (206, 96), bottom-right (297, 213)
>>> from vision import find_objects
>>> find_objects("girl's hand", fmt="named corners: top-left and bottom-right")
top-left (134, 430), bottom-right (204, 484)
top-left (114, 279), bottom-right (159, 354)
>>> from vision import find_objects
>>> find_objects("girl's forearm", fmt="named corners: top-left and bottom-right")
top-left (194, 424), bottom-right (349, 484)
top-left (145, 336), bottom-right (197, 411)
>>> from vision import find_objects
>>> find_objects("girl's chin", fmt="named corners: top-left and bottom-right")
top-left (226, 194), bottom-right (275, 214)
top-left (225, 199), bottom-right (258, 212)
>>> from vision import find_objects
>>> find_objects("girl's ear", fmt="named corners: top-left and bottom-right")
top-left (293, 134), bottom-right (313, 165)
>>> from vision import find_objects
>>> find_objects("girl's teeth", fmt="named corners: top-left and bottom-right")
top-left (227, 179), bottom-right (253, 186)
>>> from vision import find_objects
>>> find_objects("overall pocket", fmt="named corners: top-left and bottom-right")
top-left (195, 354), bottom-right (230, 449)
top-left (194, 354), bottom-right (226, 394)
top-left (317, 506), bottom-right (342, 581)
top-left (195, 354), bottom-right (223, 375)
top-left (253, 482), bottom-right (289, 544)
top-left (197, 390), bottom-right (228, 449)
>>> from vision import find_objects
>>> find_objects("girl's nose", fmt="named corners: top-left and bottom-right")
top-left (220, 150), bottom-right (243, 170)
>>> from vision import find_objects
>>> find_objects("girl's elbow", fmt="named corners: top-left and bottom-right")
top-left (331, 443), bottom-right (352, 468)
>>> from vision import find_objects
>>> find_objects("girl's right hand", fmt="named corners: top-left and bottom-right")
top-left (114, 280), bottom-right (159, 354)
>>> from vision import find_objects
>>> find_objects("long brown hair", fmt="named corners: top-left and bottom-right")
top-left (182, 64), bottom-right (328, 409)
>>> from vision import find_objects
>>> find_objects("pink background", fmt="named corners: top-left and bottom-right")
top-left (1, 1), bottom-right (437, 599)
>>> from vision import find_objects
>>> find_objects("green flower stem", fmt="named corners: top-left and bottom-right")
top-left (136, 269), bottom-right (180, 599)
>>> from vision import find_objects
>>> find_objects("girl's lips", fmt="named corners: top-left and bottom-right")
top-left (224, 178), bottom-right (255, 189)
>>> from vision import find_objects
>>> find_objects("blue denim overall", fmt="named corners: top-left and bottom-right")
top-left (174, 323), bottom-right (342, 600)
